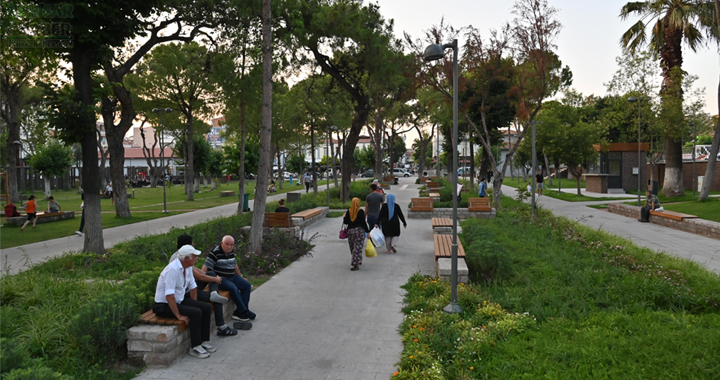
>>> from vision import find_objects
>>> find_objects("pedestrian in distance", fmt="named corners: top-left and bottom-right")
top-left (535, 170), bottom-right (544, 196)
top-left (343, 197), bottom-right (370, 271)
top-left (20, 195), bottom-right (37, 231)
top-left (376, 193), bottom-right (407, 253)
top-left (478, 178), bottom-right (488, 197)
top-left (75, 193), bottom-right (85, 236)
top-left (304, 173), bottom-right (311, 193)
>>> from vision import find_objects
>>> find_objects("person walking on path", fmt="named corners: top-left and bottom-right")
top-left (75, 194), bottom-right (85, 236)
top-left (638, 189), bottom-right (662, 223)
top-left (376, 193), bottom-right (407, 254)
top-left (478, 178), bottom-right (488, 197)
top-left (365, 183), bottom-right (384, 228)
top-left (106, 182), bottom-right (115, 205)
top-left (535, 170), bottom-right (544, 196)
top-left (304, 173), bottom-right (311, 193)
top-left (152, 244), bottom-right (216, 359)
top-left (20, 195), bottom-right (37, 231)
top-left (343, 197), bottom-right (370, 271)
top-left (203, 235), bottom-right (257, 322)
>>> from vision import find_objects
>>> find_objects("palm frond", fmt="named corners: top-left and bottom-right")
top-left (621, 20), bottom-right (648, 51)
top-left (620, 1), bottom-right (652, 20)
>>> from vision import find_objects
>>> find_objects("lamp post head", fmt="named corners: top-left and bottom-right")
top-left (628, 96), bottom-right (651, 103)
top-left (423, 44), bottom-right (446, 61)
top-left (165, 107), bottom-right (172, 113)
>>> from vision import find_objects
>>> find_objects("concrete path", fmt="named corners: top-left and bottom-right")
top-left (500, 184), bottom-right (720, 273)
top-left (134, 177), bottom-right (435, 380)
top-left (0, 184), bottom-right (333, 276)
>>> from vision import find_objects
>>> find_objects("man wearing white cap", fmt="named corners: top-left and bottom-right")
top-left (153, 244), bottom-right (216, 359)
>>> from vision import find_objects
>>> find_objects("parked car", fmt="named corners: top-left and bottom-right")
top-left (457, 167), bottom-right (473, 177)
top-left (360, 169), bottom-right (375, 178)
top-left (393, 168), bottom-right (411, 177)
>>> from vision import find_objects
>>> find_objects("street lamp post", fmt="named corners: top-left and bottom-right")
top-left (424, 39), bottom-right (461, 314)
top-left (531, 121), bottom-right (537, 219)
top-left (691, 121), bottom-right (696, 196)
top-left (152, 107), bottom-right (172, 213)
top-left (628, 96), bottom-right (650, 205)
top-left (326, 125), bottom-right (338, 208)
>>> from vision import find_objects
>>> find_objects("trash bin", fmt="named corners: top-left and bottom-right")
top-left (243, 193), bottom-right (250, 212)
top-left (647, 180), bottom-right (659, 195)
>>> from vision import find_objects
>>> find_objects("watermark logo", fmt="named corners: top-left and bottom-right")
top-left (6, 3), bottom-right (74, 49)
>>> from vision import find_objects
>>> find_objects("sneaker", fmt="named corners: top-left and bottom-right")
top-left (201, 342), bottom-right (216, 353)
top-left (189, 346), bottom-right (209, 359)
top-left (75, 231), bottom-right (83, 236)
top-left (232, 311), bottom-right (249, 322)
top-left (209, 291), bottom-right (228, 304)
top-left (244, 309), bottom-right (257, 320)
top-left (217, 325), bottom-right (238, 336)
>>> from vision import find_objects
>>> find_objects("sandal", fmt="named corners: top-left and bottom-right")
top-left (217, 326), bottom-right (238, 336)
top-left (233, 321), bottom-right (253, 331)
top-left (391, 245), bottom-right (397, 253)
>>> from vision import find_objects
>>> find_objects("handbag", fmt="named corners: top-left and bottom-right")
top-left (339, 222), bottom-right (348, 239)
top-left (365, 238), bottom-right (377, 257)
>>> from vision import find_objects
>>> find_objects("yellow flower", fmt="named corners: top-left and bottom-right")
top-left (470, 367), bottom-right (474, 370)
top-left (393, 372), bottom-right (399, 376)
top-left (409, 356), bottom-right (413, 359)
top-left (413, 339), bottom-right (418, 342)
top-left (418, 351), bottom-right (422, 354)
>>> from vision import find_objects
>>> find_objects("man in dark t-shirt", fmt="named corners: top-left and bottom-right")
top-left (365, 183), bottom-right (384, 228)
top-left (535, 170), bottom-right (544, 196)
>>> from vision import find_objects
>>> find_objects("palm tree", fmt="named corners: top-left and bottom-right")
top-left (620, 0), bottom-right (718, 197)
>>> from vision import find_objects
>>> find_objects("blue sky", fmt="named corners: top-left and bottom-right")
top-left (372, 0), bottom-right (718, 115)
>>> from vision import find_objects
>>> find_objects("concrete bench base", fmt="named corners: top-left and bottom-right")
top-left (291, 207), bottom-right (329, 228)
top-left (407, 208), bottom-right (496, 220)
top-left (127, 301), bottom-right (236, 367)
top-left (5, 211), bottom-right (75, 226)
top-left (608, 203), bottom-right (720, 241)
top-left (433, 226), bottom-right (463, 235)
top-left (436, 257), bottom-right (469, 284)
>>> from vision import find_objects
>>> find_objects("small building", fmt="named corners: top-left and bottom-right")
top-left (585, 143), bottom-right (649, 193)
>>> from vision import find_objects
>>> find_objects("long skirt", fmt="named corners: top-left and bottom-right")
top-left (347, 227), bottom-right (365, 266)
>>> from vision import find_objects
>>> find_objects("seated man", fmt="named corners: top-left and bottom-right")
top-left (638, 189), bottom-right (661, 222)
top-left (274, 199), bottom-right (290, 213)
top-left (203, 235), bottom-right (257, 322)
top-left (170, 235), bottom-right (238, 337)
top-left (153, 244), bottom-right (216, 359)
top-left (46, 196), bottom-right (61, 213)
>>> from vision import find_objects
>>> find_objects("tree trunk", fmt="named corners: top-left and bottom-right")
top-left (4, 89), bottom-right (21, 204)
top-left (72, 46), bottom-right (105, 254)
top-left (373, 116), bottom-right (383, 178)
top-left (661, 137), bottom-right (685, 196)
top-left (340, 105), bottom-right (370, 202)
top-left (331, 134), bottom-right (338, 188)
top-left (237, 103), bottom-right (248, 213)
top-left (311, 124), bottom-right (318, 195)
top-left (250, 0), bottom-right (273, 253)
top-left (43, 176), bottom-right (51, 199)
top-left (699, 77), bottom-right (720, 200)
top-left (185, 110), bottom-right (195, 200)
top-left (105, 125), bottom-right (131, 217)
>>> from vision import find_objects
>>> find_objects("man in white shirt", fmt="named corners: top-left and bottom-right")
top-left (153, 245), bottom-right (216, 359)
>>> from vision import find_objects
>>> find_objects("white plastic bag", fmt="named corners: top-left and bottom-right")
top-left (369, 226), bottom-right (385, 248)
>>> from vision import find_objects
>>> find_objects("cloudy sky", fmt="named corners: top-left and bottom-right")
top-left (372, 0), bottom-right (718, 115)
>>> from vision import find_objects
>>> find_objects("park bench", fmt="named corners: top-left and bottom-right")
top-left (264, 212), bottom-right (293, 227)
top-left (291, 208), bottom-right (323, 220)
top-left (5, 211), bottom-right (75, 226)
top-left (468, 197), bottom-right (492, 212)
top-left (410, 198), bottom-right (433, 212)
top-left (429, 192), bottom-right (441, 201)
top-left (220, 190), bottom-right (236, 197)
top-left (137, 290), bottom-right (232, 332)
top-left (432, 217), bottom-right (452, 229)
top-left (649, 210), bottom-right (698, 221)
top-left (420, 176), bottom-right (429, 182)
top-left (383, 176), bottom-right (399, 185)
top-left (426, 181), bottom-right (440, 188)
top-left (433, 233), bottom-right (466, 261)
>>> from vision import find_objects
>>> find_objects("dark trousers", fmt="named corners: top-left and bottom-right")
top-left (305, 182), bottom-right (310, 193)
top-left (195, 271), bottom-right (225, 326)
top-left (640, 206), bottom-right (652, 222)
top-left (78, 212), bottom-right (85, 232)
top-left (153, 298), bottom-right (211, 347)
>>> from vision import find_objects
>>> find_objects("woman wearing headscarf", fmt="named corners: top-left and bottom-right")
top-left (343, 197), bottom-right (370, 271)
top-left (376, 193), bottom-right (407, 253)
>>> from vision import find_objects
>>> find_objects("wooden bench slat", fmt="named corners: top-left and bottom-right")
top-left (292, 208), bottom-right (323, 220)
top-left (468, 197), bottom-right (492, 212)
top-left (410, 198), bottom-right (433, 212)
top-left (265, 212), bottom-right (292, 227)
top-left (650, 210), bottom-right (698, 221)
top-left (433, 234), bottom-right (466, 260)
top-left (432, 218), bottom-right (452, 228)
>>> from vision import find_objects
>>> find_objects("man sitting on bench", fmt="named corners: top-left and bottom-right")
top-left (153, 244), bottom-right (216, 359)
top-left (170, 235), bottom-right (238, 337)
top-left (638, 189), bottom-right (662, 223)
top-left (275, 198), bottom-right (290, 213)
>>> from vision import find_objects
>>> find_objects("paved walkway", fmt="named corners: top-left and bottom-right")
top-left (134, 177), bottom-right (434, 380)
top-left (500, 184), bottom-right (720, 273)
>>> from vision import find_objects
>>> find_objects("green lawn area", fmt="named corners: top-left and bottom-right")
top-left (620, 194), bottom-right (720, 223)
top-left (2, 179), bottom-right (331, 248)
top-left (0, 212), bottom-right (185, 249)
top-left (502, 178), bottom-right (632, 202)
top-left (15, 179), bottom-right (327, 213)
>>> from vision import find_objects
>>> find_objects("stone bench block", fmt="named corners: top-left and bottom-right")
top-left (436, 257), bottom-right (469, 284)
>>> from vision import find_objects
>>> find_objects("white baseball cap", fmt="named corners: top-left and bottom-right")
top-left (177, 244), bottom-right (201, 259)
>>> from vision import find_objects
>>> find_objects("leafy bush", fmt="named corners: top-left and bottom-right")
top-left (461, 223), bottom-right (513, 284)
top-left (3, 364), bottom-right (70, 380)
top-left (67, 291), bottom-right (139, 362)
top-left (0, 338), bottom-right (31, 374)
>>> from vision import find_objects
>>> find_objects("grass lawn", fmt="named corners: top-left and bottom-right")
top-left (15, 179), bottom-right (328, 213)
top-left (621, 195), bottom-right (720, 223)
top-left (0, 212), bottom-right (185, 249)
top-left (502, 178), bottom-right (632, 202)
